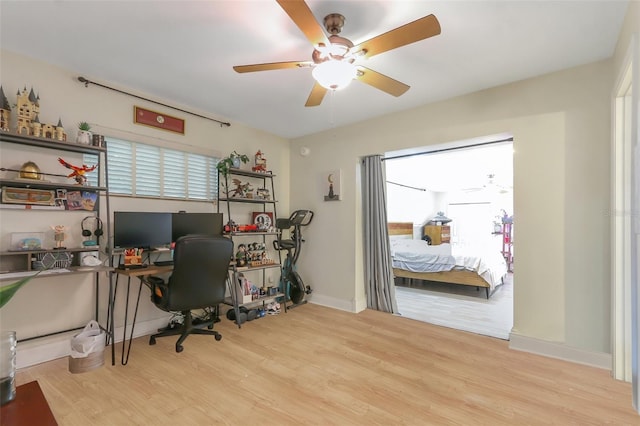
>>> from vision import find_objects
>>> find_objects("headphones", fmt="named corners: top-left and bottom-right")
top-left (82, 216), bottom-right (103, 246)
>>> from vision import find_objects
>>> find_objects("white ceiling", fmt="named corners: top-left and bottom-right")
top-left (385, 139), bottom-right (514, 193)
top-left (0, 1), bottom-right (628, 139)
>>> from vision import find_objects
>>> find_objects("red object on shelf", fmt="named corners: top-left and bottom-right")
top-left (502, 222), bottom-right (513, 272)
top-left (236, 224), bottom-right (258, 232)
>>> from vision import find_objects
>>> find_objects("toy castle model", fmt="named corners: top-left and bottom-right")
top-left (10, 86), bottom-right (67, 141)
top-left (0, 86), bottom-right (10, 132)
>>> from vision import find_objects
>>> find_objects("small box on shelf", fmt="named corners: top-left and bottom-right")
top-left (124, 255), bottom-right (142, 266)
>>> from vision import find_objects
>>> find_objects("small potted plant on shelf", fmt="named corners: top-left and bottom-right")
top-left (216, 151), bottom-right (249, 177)
top-left (76, 122), bottom-right (92, 145)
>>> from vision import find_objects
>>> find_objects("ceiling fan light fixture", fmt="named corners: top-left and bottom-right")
top-left (312, 60), bottom-right (357, 90)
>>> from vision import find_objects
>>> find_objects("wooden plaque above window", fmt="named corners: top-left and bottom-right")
top-left (134, 106), bottom-right (185, 134)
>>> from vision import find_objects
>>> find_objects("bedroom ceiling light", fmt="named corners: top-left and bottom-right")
top-left (312, 60), bottom-right (357, 91)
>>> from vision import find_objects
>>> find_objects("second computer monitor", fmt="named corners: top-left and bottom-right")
top-left (171, 212), bottom-right (224, 242)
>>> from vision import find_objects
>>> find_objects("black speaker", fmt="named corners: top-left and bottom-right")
top-left (82, 216), bottom-right (103, 246)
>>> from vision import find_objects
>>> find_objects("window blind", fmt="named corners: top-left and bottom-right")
top-left (83, 138), bottom-right (219, 200)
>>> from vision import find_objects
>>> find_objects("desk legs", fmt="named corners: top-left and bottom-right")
top-left (121, 276), bottom-right (144, 365)
top-left (107, 272), bottom-right (117, 366)
top-left (109, 274), bottom-right (144, 366)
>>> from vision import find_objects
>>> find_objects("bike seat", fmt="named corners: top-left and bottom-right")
top-left (273, 239), bottom-right (296, 250)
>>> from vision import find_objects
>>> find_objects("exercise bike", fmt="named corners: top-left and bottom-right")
top-left (273, 210), bottom-right (314, 308)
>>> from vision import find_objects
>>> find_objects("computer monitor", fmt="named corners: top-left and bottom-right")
top-left (171, 212), bottom-right (224, 242)
top-left (113, 212), bottom-right (172, 249)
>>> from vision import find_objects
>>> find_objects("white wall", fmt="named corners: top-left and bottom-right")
top-left (0, 50), bottom-right (290, 366)
top-left (289, 59), bottom-right (612, 358)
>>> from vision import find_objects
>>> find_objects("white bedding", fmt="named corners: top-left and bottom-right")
top-left (390, 239), bottom-right (507, 289)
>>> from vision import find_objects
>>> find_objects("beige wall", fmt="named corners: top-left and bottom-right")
top-left (290, 59), bottom-right (613, 354)
top-left (3, 1), bottom-right (638, 365)
top-left (0, 50), bottom-right (289, 356)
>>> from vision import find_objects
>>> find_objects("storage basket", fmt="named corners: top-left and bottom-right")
top-left (68, 320), bottom-right (105, 373)
top-left (31, 251), bottom-right (73, 270)
top-left (68, 350), bottom-right (104, 373)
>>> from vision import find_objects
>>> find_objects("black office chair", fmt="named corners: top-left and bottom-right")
top-left (146, 235), bottom-right (233, 353)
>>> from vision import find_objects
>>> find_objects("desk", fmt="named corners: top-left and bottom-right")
top-left (109, 265), bottom-right (172, 365)
top-left (0, 381), bottom-right (58, 426)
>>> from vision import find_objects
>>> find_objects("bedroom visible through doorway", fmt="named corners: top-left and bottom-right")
top-left (385, 137), bottom-right (513, 339)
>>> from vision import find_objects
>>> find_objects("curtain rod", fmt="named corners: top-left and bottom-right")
top-left (386, 181), bottom-right (427, 191)
top-left (382, 137), bottom-right (513, 161)
top-left (77, 76), bottom-right (231, 128)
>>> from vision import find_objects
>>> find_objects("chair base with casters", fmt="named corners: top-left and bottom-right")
top-left (144, 235), bottom-right (234, 353)
top-left (149, 309), bottom-right (222, 353)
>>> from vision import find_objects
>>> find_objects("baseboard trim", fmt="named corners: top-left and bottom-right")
top-left (16, 317), bottom-right (170, 369)
top-left (509, 332), bottom-right (612, 370)
top-left (308, 294), bottom-right (359, 313)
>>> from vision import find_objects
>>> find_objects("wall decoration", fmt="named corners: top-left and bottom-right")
top-left (134, 106), bottom-right (185, 134)
top-left (1, 187), bottom-right (55, 205)
top-left (323, 169), bottom-right (341, 201)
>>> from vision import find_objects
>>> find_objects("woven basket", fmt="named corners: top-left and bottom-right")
top-left (68, 349), bottom-right (104, 374)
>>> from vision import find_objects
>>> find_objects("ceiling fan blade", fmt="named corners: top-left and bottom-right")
top-left (352, 14), bottom-right (441, 59)
top-left (305, 82), bottom-right (328, 107)
top-left (233, 61), bottom-right (312, 73)
top-left (356, 67), bottom-right (410, 97)
top-left (276, 0), bottom-right (330, 47)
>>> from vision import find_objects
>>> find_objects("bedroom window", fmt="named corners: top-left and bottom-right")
top-left (83, 137), bottom-right (219, 200)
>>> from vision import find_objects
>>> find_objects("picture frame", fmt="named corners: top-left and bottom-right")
top-left (65, 190), bottom-right (84, 210)
top-left (322, 169), bottom-right (341, 201)
top-left (252, 212), bottom-right (274, 229)
top-left (134, 105), bottom-right (185, 134)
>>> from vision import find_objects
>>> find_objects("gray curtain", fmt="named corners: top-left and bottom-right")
top-left (362, 155), bottom-right (398, 313)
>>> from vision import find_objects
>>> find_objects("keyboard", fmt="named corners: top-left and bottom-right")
top-left (153, 260), bottom-right (174, 266)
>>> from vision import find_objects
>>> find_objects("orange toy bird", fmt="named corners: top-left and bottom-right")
top-left (58, 157), bottom-right (98, 185)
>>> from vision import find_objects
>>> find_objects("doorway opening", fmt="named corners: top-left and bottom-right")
top-left (385, 135), bottom-right (513, 339)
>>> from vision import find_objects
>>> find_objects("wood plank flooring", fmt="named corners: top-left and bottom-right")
top-left (395, 273), bottom-right (513, 339)
top-left (15, 303), bottom-right (638, 425)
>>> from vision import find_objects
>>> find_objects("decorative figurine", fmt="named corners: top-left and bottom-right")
top-left (58, 157), bottom-right (98, 185)
top-left (51, 225), bottom-right (66, 249)
top-left (15, 86), bottom-right (66, 140)
top-left (252, 150), bottom-right (267, 173)
top-left (235, 244), bottom-right (247, 267)
top-left (230, 178), bottom-right (252, 198)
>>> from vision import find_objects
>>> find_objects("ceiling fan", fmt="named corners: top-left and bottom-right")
top-left (233, 0), bottom-right (441, 107)
top-left (463, 174), bottom-right (511, 194)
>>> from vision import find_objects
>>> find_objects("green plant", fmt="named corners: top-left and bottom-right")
top-left (216, 151), bottom-right (249, 177)
top-left (78, 122), bottom-right (91, 131)
top-left (0, 270), bottom-right (43, 309)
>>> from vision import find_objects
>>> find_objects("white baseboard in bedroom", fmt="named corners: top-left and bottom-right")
top-left (16, 317), bottom-right (170, 369)
top-left (509, 332), bottom-right (612, 370)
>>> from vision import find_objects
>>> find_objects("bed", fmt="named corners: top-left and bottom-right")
top-left (387, 222), bottom-right (507, 298)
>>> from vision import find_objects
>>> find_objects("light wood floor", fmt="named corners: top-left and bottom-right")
top-left (395, 273), bottom-right (513, 339)
top-left (16, 303), bottom-right (638, 425)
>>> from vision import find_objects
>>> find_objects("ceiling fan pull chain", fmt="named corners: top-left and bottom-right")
top-left (328, 90), bottom-right (335, 126)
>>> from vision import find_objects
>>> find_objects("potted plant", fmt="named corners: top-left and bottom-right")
top-left (216, 151), bottom-right (249, 177)
top-left (76, 122), bottom-right (92, 145)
